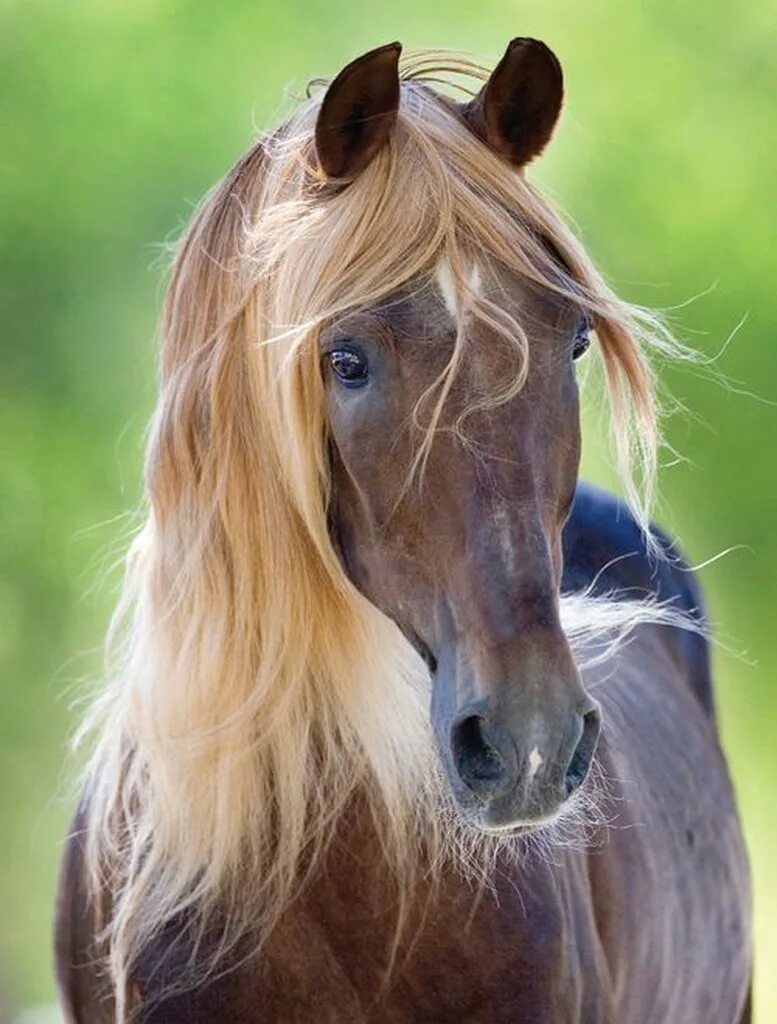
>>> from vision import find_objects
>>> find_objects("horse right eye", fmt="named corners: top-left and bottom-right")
top-left (572, 317), bottom-right (591, 360)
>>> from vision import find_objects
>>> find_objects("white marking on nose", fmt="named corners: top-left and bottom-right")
top-left (527, 745), bottom-right (544, 780)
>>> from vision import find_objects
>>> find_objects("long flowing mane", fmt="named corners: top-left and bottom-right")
top-left (79, 51), bottom-right (690, 1015)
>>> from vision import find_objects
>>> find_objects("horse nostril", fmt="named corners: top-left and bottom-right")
top-left (452, 715), bottom-right (508, 794)
top-left (564, 707), bottom-right (601, 796)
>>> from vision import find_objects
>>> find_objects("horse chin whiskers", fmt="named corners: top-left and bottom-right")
top-left (430, 753), bottom-right (616, 883)
top-left (475, 816), bottom-right (556, 839)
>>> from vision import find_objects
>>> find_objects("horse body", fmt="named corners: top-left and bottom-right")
top-left (55, 40), bottom-right (751, 1024)
top-left (56, 487), bottom-right (751, 1023)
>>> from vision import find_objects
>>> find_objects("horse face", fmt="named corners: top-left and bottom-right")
top-left (323, 259), bottom-right (601, 832)
top-left (317, 37), bottom-right (599, 832)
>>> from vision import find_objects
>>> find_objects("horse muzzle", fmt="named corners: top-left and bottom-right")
top-left (431, 653), bottom-right (602, 831)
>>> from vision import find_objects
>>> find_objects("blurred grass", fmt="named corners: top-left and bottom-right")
top-left (1, 0), bottom-right (775, 1017)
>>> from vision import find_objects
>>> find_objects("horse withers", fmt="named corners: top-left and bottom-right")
top-left (56, 40), bottom-right (751, 1022)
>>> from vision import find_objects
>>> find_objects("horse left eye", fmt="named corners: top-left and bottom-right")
top-left (572, 319), bottom-right (591, 360)
top-left (328, 347), bottom-right (370, 388)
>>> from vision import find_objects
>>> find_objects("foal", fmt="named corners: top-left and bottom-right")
top-left (56, 40), bottom-right (751, 1022)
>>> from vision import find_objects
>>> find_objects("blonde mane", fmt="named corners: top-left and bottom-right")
top-left (79, 51), bottom-right (689, 1014)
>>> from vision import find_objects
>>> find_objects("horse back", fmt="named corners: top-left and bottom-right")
top-left (562, 482), bottom-right (714, 715)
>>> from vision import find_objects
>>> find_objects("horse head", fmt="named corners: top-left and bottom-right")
top-left (320, 41), bottom-right (600, 831)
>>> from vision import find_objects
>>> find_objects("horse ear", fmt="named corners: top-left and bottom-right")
top-left (315, 42), bottom-right (402, 180)
top-left (462, 38), bottom-right (563, 167)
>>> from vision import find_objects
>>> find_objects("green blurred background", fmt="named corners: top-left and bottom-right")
top-left (2, 0), bottom-right (775, 1019)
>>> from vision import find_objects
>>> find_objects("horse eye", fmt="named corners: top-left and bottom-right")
top-left (328, 346), bottom-right (369, 388)
top-left (572, 318), bottom-right (591, 360)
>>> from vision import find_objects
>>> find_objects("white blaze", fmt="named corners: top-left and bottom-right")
top-left (435, 258), bottom-right (482, 323)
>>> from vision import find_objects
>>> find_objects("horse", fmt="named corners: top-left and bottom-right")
top-left (55, 39), bottom-right (752, 1023)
